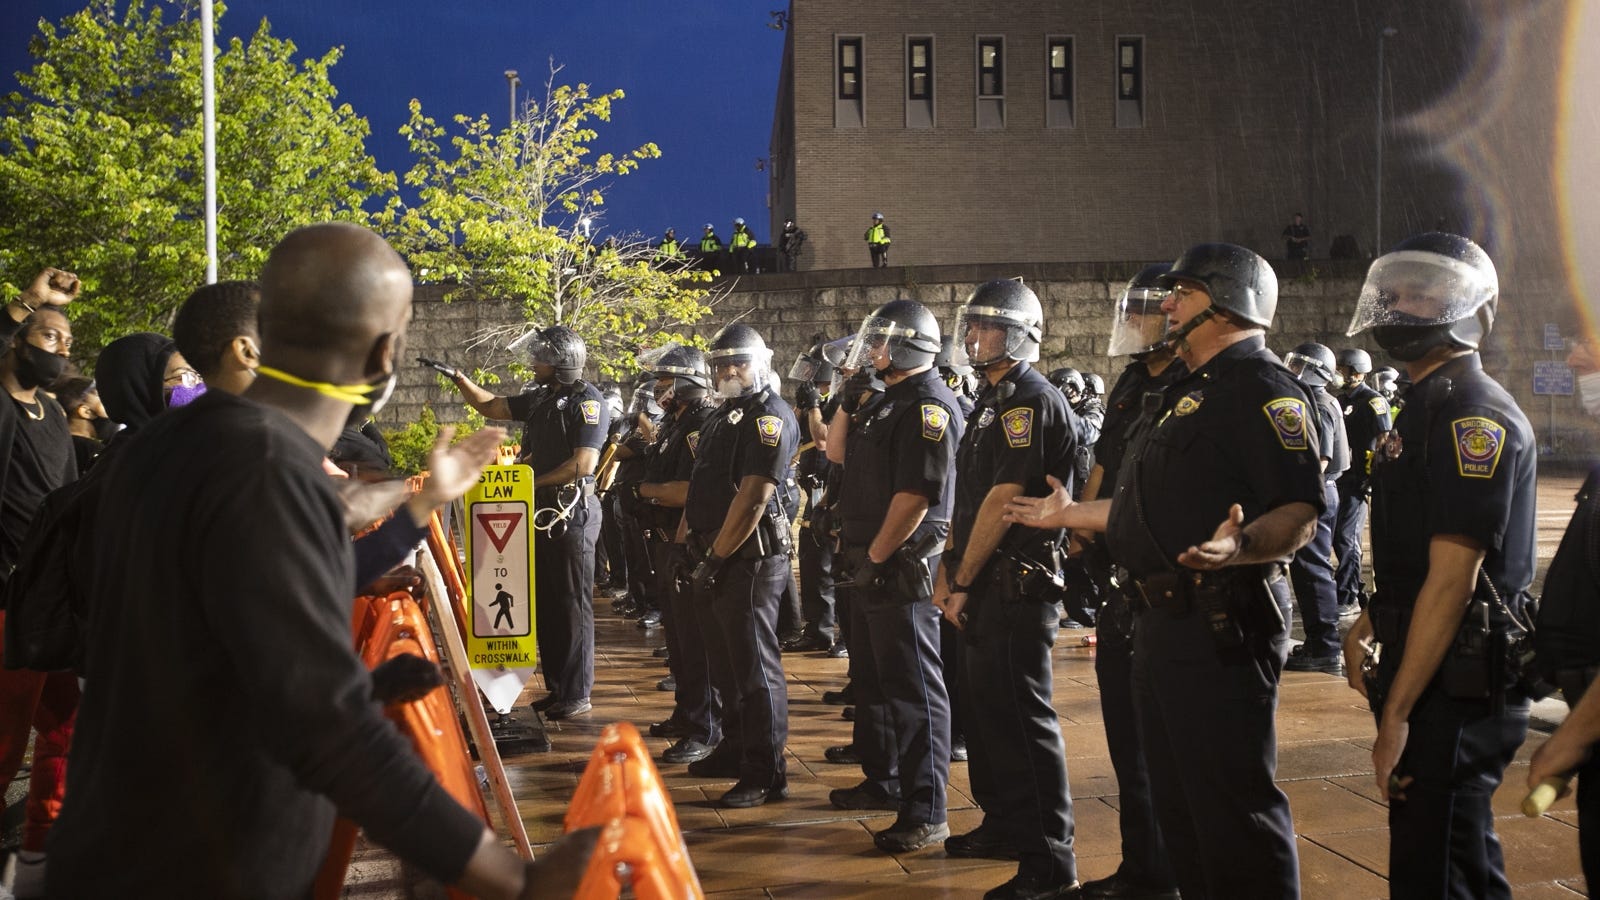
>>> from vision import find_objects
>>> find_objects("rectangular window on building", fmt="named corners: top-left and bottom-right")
top-left (839, 38), bottom-right (863, 100)
top-left (1046, 37), bottom-right (1074, 128)
top-left (977, 38), bottom-right (1004, 98)
top-left (908, 38), bottom-right (933, 100)
top-left (1116, 36), bottom-right (1145, 128)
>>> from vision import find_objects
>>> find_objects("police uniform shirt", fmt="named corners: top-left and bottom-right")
top-left (505, 381), bottom-right (610, 474)
top-left (643, 400), bottom-right (716, 535)
top-left (1105, 335), bottom-right (1326, 579)
top-left (1368, 353), bottom-right (1536, 600)
top-left (1311, 387), bottom-right (1351, 480)
top-left (950, 362), bottom-right (1079, 561)
top-left (614, 416), bottom-right (659, 485)
top-left (684, 389), bottom-right (799, 536)
top-left (836, 369), bottom-right (963, 545)
top-left (1336, 381), bottom-right (1393, 492)
top-left (1094, 359), bottom-right (1188, 500)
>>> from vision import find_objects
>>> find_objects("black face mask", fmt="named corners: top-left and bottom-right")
top-left (1372, 324), bottom-right (1447, 362)
top-left (13, 343), bottom-right (68, 390)
top-left (92, 416), bottom-right (120, 443)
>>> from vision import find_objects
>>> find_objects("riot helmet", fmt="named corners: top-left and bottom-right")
top-left (952, 279), bottom-right (1044, 368)
top-left (1284, 342), bottom-right (1338, 388)
top-left (602, 383), bottom-right (625, 420)
top-left (527, 325), bottom-right (586, 383)
top-left (1107, 264), bottom-right (1174, 358)
top-left (641, 343), bottom-right (711, 407)
top-left (1336, 347), bottom-right (1373, 375)
top-left (788, 338), bottom-right (837, 385)
top-left (706, 323), bottom-right (773, 399)
top-left (1047, 367), bottom-right (1085, 403)
top-left (1085, 373), bottom-right (1106, 398)
top-left (1159, 244), bottom-right (1279, 348)
top-left (1372, 366), bottom-right (1400, 400)
top-left (1345, 232), bottom-right (1499, 362)
top-left (843, 298), bottom-right (942, 374)
top-left (627, 373), bottom-right (662, 418)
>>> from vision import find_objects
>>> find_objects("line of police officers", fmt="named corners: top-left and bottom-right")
top-left (451, 230), bottom-right (1543, 900)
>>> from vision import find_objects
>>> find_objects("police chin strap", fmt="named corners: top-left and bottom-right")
top-left (1163, 307), bottom-right (1217, 355)
top-left (532, 482), bottom-right (582, 538)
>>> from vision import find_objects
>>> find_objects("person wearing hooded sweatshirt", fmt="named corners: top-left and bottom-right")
top-left (94, 332), bottom-right (205, 436)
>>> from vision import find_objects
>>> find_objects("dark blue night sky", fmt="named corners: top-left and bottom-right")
top-left (3, 1), bottom-right (784, 243)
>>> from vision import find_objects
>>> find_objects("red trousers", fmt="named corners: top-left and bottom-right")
top-left (0, 611), bottom-right (79, 852)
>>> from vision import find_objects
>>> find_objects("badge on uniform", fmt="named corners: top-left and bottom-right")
top-left (1174, 392), bottom-right (1203, 416)
top-left (977, 408), bottom-right (995, 429)
top-left (556, 397), bottom-right (568, 410)
top-left (1000, 407), bottom-right (1033, 448)
top-left (1453, 416), bottom-right (1506, 478)
top-left (1262, 398), bottom-right (1309, 451)
top-left (579, 399), bottom-right (601, 425)
top-left (756, 415), bottom-right (782, 447)
top-left (921, 404), bottom-right (949, 441)
top-left (686, 430), bottom-right (701, 458)
top-left (728, 409), bottom-right (744, 425)
top-left (1370, 397), bottom-right (1390, 417)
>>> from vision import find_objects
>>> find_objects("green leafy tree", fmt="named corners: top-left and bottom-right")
top-left (0, 0), bottom-right (395, 356)
top-left (394, 65), bottom-right (718, 378)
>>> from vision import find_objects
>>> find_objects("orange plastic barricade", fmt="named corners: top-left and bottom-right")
top-left (565, 722), bottom-right (703, 899)
top-left (314, 592), bottom-right (489, 900)
top-left (426, 511), bottom-right (473, 647)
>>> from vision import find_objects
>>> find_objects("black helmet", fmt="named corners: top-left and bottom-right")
top-left (952, 279), bottom-right (1044, 367)
top-left (1085, 373), bottom-right (1105, 398)
top-left (1047, 367), bottom-right (1085, 402)
top-left (1346, 232), bottom-right (1498, 362)
top-left (788, 338), bottom-right (837, 384)
top-left (1336, 347), bottom-right (1373, 374)
top-left (934, 334), bottom-right (973, 376)
top-left (1284, 341), bottom-right (1337, 387)
top-left (643, 343), bottom-right (711, 396)
top-left (528, 325), bottom-right (586, 383)
top-left (707, 323), bottom-right (773, 397)
top-left (845, 298), bottom-right (942, 372)
top-left (1159, 243), bottom-right (1278, 328)
top-left (1108, 264), bottom-right (1174, 358)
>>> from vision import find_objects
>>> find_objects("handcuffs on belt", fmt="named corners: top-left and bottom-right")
top-left (533, 481), bottom-right (586, 537)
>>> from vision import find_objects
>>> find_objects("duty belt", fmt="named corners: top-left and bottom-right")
top-left (1118, 563), bottom-right (1287, 615)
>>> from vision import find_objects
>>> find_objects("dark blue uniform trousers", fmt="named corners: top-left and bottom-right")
top-left (844, 545), bottom-right (951, 826)
top-left (1094, 597), bottom-right (1176, 891)
top-left (534, 494), bottom-right (598, 702)
top-left (1290, 481), bottom-right (1342, 657)
top-left (1332, 488), bottom-right (1369, 609)
top-left (798, 525), bottom-right (839, 642)
top-left (652, 541), bottom-right (720, 744)
top-left (703, 554), bottom-right (790, 788)
top-left (961, 575), bottom-right (1076, 886)
top-left (1373, 673), bottom-right (1529, 899)
top-left (1132, 581), bottom-right (1300, 900)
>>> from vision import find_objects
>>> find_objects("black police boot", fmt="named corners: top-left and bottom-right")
top-left (822, 685), bottom-right (855, 705)
top-left (823, 745), bottom-right (861, 765)
top-left (1079, 872), bottom-right (1181, 900)
top-left (662, 739), bottom-right (715, 764)
top-left (721, 780), bottom-right (788, 809)
top-left (545, 697), bottom-right (592, 720)
top-left (874, 820), bottom-right (950, 853)
top-left (983, 873), bottom-right (1080, 900)
top-left (829, 781), bottom-right (901, 811)
top-left (945, 826), bottom-right (1022, 860)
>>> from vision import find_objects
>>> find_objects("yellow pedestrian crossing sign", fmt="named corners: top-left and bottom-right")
top-left (463, 464), bottom-right (539, 713)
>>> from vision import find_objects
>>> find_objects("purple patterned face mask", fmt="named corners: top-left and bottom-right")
top-left (165, 383), bottom-right (207, 408)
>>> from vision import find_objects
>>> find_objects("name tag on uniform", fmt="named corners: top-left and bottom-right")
top-left (756, 415), bottom-right (783, 447)
top-left (1453, 416), bottom-right (1506, 478)
top-left (579, 399), bottom-right (601, 425)
top-left (1262, 398), bottom-right (1309, 451)
top-left (1001, 407), bottom-right (1033, 448)
top-left (921, 404), bottom-right (949, 441)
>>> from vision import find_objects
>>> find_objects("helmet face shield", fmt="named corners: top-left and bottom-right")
top-left (707, 343), bottom-right (772, 399)
top-left (845, 315), bottom-right (919, 371)
top-left (1107, 284), bottom-right (1172, 357)
top-left (788, 353), bottom-right (821, 382)
top-left (1346, 250), bottom-right (1499, 337)
top-left (952, 305), bottom-right (1038, 367)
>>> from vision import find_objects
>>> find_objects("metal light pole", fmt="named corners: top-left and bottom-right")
top-left (504, 69), bottom-right (521, 127)
top-left (201, 0), bottom-right (218, 283)
top-left (1374, 26), bottom-right (1398, 257)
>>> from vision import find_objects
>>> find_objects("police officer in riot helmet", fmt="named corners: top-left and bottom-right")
top-left (935, 334), bottom-right (977, 417)
top-left (1372, 366), bottom-right (1401, 406)
top-left (786, 341), bottom-right (844, 652)
top-left (449, 324), bottom-right (609, 720)
top-left (1061, 262), bottom-right (1186, 900)
top-left (1084, 373), bottom-right (1106, 401)
top-left (604, 373), bottom-right (664, 625)
top-left (1342, 232), bottom-right (1537, 898)
top-left (1331, 348), bottom-right (1392, 614)
top-left (1281, 341), bottom-right (1351, 675)
top-left (679, 323), bottom-right (799, 808)
top-left (1007, 243), bottom-right (1319, 899)
top-left (634, 344), bottom-right (724, 764)
top-left (934, 279), bottom-right (1084, 899)
top-left (825, 299), bottom-right (962, 853)
top-left (1047, 368), bottom-right (1085, 406)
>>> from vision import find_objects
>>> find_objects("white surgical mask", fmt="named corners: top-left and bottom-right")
top-left (1580, 370), bottom-right (1600, 417)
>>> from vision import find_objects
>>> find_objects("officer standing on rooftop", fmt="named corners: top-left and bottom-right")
top-left (866, 212), bottom-right (891, 268)
top-left (680, 324), bottom-right (798, 809)
top-left (450, 326), bottom-right (608, 721)
top-left (825, 299), bottom-right (961, 854)
top-left (1007, 243), bottom-right (1320, 899)
top-left (933, 279), bottom-right (1081, 900)
top-left (1341, 232), bottom-right (1536, 899)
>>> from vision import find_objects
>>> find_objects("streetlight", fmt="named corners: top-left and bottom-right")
top-left (1374, 25), bottom-right (1398, 256)
top-left (504, 69), bottom-right (521, 127)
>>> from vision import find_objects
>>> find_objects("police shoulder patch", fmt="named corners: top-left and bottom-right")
top-left (1452, 416), bottom-right (1506, 479)
top-left (1000, 407), bottom-right (1034, 448)
top-left (579, 399), bottom-right (601, 425)
top-left (1369, 396), bottom-right (1390, 417)
top-left (756, 415), bottom-right (783, 447)
top-left (686, 430), bottom-right (701, 458)
top-left (921, 403), bottom-right (950, 441)
top-left (1262, 397), bottom-right (1309, 451)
